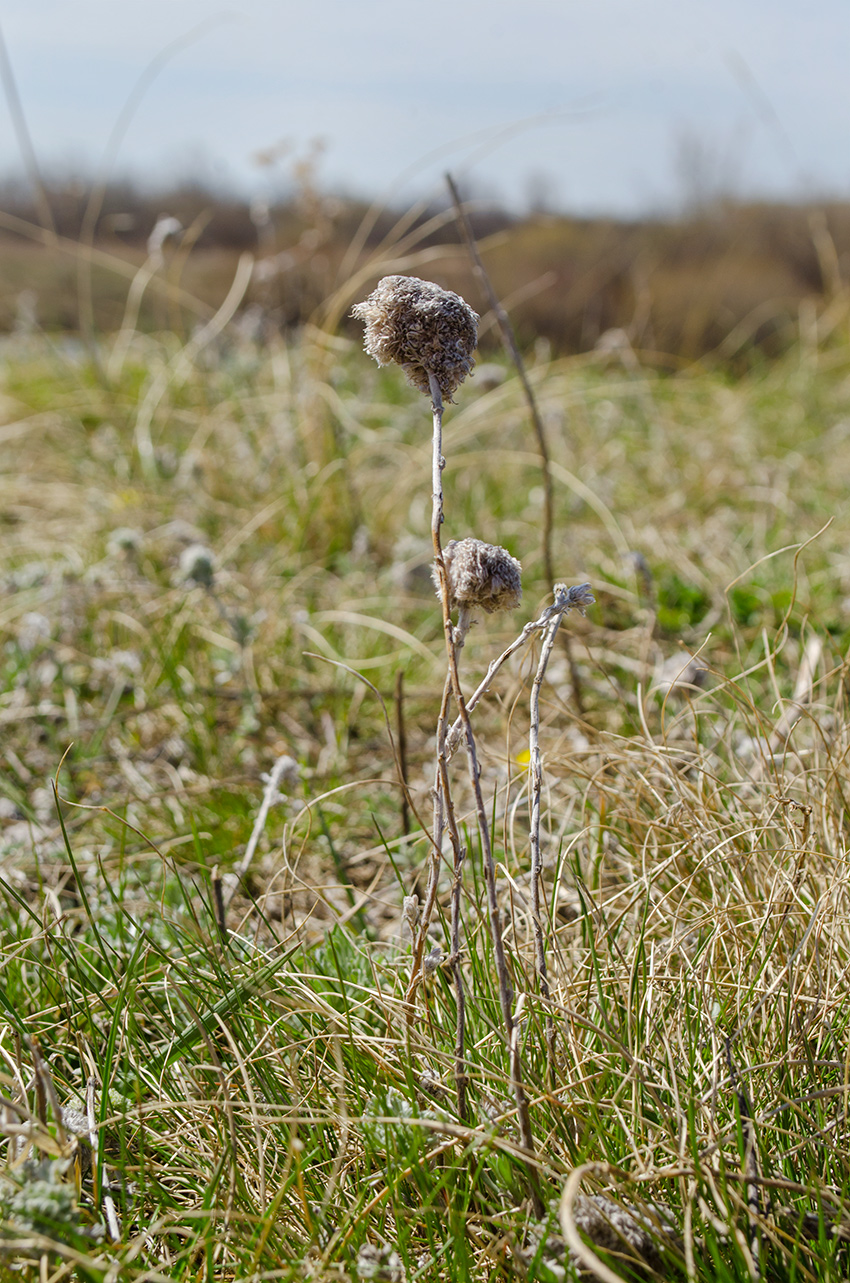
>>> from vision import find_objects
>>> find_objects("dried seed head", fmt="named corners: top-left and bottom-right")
top-left (179, 543), bottom-right (215, 588)
top-left (436, 538), bottom-right (522, 615)
top-left (402, 894), bottom-right (420, 933)
top-left (423, 944), bottom-right (444, 974)
top-left (563, 1193), bottom-right (679, 1275)
top-left (351, 275), bottom-right (478, 400)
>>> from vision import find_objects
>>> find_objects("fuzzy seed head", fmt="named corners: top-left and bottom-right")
top-left (179, 543), bottom-right (215, 588)
top-left (436, 538), bottom-right (522, 615)
top-left (352, 275), bottom-right (478, 400)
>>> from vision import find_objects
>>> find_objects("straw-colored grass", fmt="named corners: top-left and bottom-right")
top-left (2, 286), bottom-right (850, 1280)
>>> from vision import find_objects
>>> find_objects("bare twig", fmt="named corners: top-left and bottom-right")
top-left (212, 867), bottom-right (228, 942)
top-left (406, 680), bottom-right (450, 1012)
top-left (427, 370), bottom-right (543, 1210)
top-left (224, 753), bottom-right (298, 908)
top-left (528, 582), bottom-right (594, 1076)
top-left (394, 669), bottom-right (410, 837)
top-left (445, 583), bottom-right (595, 761)
top-left (409, 377), bottom-right (469, 1119)
top-left (86, 1077), bottom-right (120, 1242)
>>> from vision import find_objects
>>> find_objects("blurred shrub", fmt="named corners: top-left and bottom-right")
top-left (0, 173), bottom-right (848, 366)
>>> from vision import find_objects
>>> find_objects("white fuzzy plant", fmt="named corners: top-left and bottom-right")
top-left (353, 275), bottom-right (593, 1211)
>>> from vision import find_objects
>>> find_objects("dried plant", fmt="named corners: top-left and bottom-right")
top-left (352, 274), bottom-right (580, 1215)
top-left (436, 537), bottom-right (522, 617)
top-left (351, 274), bottom-right (478, 400)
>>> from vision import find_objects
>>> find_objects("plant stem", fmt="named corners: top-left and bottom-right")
top-left (444, 583), bottom-right (595, 763)
top-left (405, 677), bottom-right (449, 1013)
top-left (416, 377), bottom-right (470, 1116)
top-left (394, 668), bottom-right (410, 837)
top-left (529, 588), bottom-right (575, 1081)
top-left (427, 371), bottom-right (543, 1211)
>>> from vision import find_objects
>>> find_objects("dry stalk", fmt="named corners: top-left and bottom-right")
top-left (427, 371), bottom-right (542, 1210)
top-left (406, 677), bottom-right (450, 1011)
top-left (394, 669), bottom-right (410, 837)
top-left (224, 752), bottom-right (299, 909)
top-left (528, 582), bottom-right (595, 1076)
top-left (86, 1076), bottom-right (120, 1242)
top-left (417, 378), bottom-right (469, 1118)
top-left (353, 274), bottom-right (544, 1201)
top-left (445, 584), bottom-right (595, 762)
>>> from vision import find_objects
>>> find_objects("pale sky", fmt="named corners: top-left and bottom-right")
top-left (1, 1), bottom-right (847, 215)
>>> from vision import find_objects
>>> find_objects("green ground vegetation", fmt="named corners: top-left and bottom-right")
top-left (2, 291), bottom-right (850, 1279)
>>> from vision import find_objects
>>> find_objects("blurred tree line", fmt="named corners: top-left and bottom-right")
top-left (0, 171), bottom-right (847, 367)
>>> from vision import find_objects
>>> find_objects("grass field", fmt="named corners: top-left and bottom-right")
top-left (2, 280), bottom-right (850, 1280)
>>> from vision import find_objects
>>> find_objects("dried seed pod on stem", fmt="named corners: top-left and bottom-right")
top-left (426, 368), bottom-right (541, 1209)
top-left (353, 276), bottom-right (543, 1210)
top-left (436, 538), bottom-right (522, 619)
top-left (352, 276), bottom-right (479, 1118)
top-left (352, 274), bottom-right (478, 401)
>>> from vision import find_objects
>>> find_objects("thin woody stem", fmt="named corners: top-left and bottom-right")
top-left (444, 584), bottom-right (594, 762)
top-left (425, 377), bottom-right (470, 1119)
top-left (448, 607), bottom-right (473, 1121)
top-left (406, 676), bottom-right (450, 1010)
top-left (405, 380), bottom-right (457, 1007)
top-left (427, 371), bottom-right (543, 1213)
top-left (403, 374), bottom-right (470, 1118)
top-left (529, 591), bottom-right (573, 1082)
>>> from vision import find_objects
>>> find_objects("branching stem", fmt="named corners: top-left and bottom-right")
top-left (426, 371), bottom-right (542, 1210)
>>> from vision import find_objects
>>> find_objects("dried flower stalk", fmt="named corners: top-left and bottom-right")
top-left (423, 368), bottom-right (540, 1202)
top-left (427, 372), bottom-right (470, 1120)
top-left (445, 583), bottom-right (595, 761)
top-left (528, 583), bottom-right (595, 1079)
top-left (353, 276), bottom-right (550, 1199)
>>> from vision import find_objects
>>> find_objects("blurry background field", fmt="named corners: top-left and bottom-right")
top-left (2, 174), bottom-right (850, 366)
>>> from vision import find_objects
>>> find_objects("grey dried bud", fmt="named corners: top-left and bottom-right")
top-left (423, 945), bottom-right (444, 974)
top-left (554, 582), bottom-right (595, 615)
top-left (179, 543), bottom-right (215, 588)
top-left (561, 1193), bottom-right (680, 1275)
top-left (351, 275), bottom-right (478, 400)
top-left (436, 538), bottom-right (522, 615)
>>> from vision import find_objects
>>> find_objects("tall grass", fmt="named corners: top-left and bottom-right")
top-left (2, 241), bottom-right (850, 1280)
